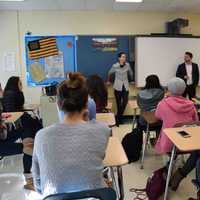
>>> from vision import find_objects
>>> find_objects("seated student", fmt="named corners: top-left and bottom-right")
top-left (32, 72), bottom-right (110, 197)
top-left (155, 77), bottom-right (198, 154)
top-left (87, 75), bottom-right (108, 113)
top-left (170, 150), bottom-right (200, 191)
top-left (137, 74), bottom-right (164, 126)
top-left (3, 76), bottom-right (24, 112)
top-left (2, 76), bottom-right (42, 128)
top-left (2, 77), bottom-right (42, 189)
top-left (0, 111), bottom-right (34, 190)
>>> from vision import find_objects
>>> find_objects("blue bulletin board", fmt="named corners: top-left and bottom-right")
top-left (77, 35), bottom-right (130, 81)
top-left (25, 35), bottom-right (77, 86)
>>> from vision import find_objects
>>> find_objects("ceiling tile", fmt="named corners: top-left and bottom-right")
top-left (0, 0), bottom-right (200, 12)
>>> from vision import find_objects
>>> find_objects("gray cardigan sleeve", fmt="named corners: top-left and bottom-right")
top-left (32, 138), bottom-right (42, 193)
top-left (108, 64), bottom-right (116, 76)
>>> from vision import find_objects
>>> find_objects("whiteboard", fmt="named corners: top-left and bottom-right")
top-left (135, 37), bottom-right (200, 87)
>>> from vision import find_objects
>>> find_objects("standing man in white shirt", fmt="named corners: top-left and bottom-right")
top-left (176, 52), bottom-right (199, 99)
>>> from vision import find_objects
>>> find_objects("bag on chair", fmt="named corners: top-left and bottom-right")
top-left (122, 127), bottom-right (143, 163)
top-left (130, 167), bottom-right (167, 200)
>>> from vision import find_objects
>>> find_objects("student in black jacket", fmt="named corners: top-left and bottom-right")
top-left (2, 76), bottom-right (42, 190)
top-left (176, 52), bottom-right (199, 99)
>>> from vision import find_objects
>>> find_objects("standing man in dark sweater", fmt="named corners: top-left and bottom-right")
top-left (176, 52), bottom-right (199, 99)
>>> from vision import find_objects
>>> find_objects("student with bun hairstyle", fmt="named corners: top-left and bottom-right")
top-left (57, 73), bottom-right (96, 121)
top-left (32, 72), bottom-right (110, 196)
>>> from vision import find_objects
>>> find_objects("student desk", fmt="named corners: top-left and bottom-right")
top-left (103, 137), bottom-right (128, 200)
top-left (163, 127), bottom-right (200, 200)
top-left (128, 100), bottom-right (139, 129)
top-left (96, 113), bottom-right (116, 127)
top-left (3, 112), bottom-right (23, 124)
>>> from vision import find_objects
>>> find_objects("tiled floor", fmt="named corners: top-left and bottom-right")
top-left (0, 124), bottom-right (197, 200)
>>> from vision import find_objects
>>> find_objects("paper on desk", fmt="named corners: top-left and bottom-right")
top-left (3, 52), bottom-right (16, 72)
top-left (44, 51), bottom-right (64, 78)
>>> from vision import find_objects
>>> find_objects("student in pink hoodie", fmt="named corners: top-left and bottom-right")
top-left (155, 77), bottom-right (198, 154)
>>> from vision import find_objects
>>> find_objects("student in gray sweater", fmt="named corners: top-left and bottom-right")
top-left (32, 72), bottom-right (110, 197)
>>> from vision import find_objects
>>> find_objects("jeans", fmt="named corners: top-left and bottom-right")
top-left (180, 150), bottom-right (200, 177)
top-left (114, 85), bottom-right (129, 123)
top-left (0, 128), bottom-right (33, 173)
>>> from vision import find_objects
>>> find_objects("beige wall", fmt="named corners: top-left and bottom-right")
top-left (0, 11), bottom-right (20, 88)
top-left (1, 10), bottom-right (200, 103)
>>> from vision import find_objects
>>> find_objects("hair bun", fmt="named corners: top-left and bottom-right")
top-left (67, 72), bottom-right (86, 89)
top-left (61, 99), bottom-right (76, 111)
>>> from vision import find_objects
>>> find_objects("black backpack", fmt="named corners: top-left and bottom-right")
top-left (122, 127), bottom-right (143, 163)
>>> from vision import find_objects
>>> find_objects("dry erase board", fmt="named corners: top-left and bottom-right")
top-left (25, 35), bottom-right (77, 86)
top-left (135, 36), bottom-right (200, 87)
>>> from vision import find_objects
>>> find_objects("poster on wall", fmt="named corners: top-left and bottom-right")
top-left (3, 52), bottom-right (16, 72)
top-left (44, 51), bottom-right (64, 78)
top-left (92, 38), bottom-right (118, 52)
top-left (25, 35), bottom-right (77, 87)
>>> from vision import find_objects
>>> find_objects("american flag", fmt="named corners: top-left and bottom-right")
top-left (28, 37), bottom-right (58, 60)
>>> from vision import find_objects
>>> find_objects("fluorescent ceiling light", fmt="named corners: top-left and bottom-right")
top-left (115, 0), bottom-right (143, 2)
top-left (0, 0), bottom-right (24, 1)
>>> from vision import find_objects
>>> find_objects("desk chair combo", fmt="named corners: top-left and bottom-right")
top-left (163, 121), bottom-right (200, 200)
top-left (43, 188), bottom-right (117, 200)
top-left (0, 112), bottom-right (24, 168)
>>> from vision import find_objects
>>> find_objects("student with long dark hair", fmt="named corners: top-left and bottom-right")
top-left (32, 72), bottom-right (110, 197)
top-left (137, 74), bottom-right (164, 113)
top-left (3, 76), bottom-right (24, 112)
top-left (87, 75), bottom-right (108, 113)
top-left (108, 52), bottom-right (133, 126)
top-left (2, 76), bottom-right (42, 190)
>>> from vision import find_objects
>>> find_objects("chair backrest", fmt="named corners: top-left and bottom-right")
top-left (173, 121), bottom-right (200, 128)
top-left (141, 111), bottom-right (158, 124)
top-left (43, 188), bottom-right (117, 200)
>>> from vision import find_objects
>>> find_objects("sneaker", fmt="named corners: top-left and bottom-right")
top-left (24, 177), bottom-right (35, 191)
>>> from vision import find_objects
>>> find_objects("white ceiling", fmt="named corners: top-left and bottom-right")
top-left (0, 0), bottom-right (200, 13)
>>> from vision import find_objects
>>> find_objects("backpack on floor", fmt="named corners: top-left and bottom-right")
top-left (146, 167), bottom-right (167, 200)
top-left (130, 167), bottom-right (167, 200)
top-left (122, 127), bottom-right (143, 163)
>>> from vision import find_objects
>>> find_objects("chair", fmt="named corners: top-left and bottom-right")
top-left (140, 111), bottom-right (161, 169)
top-left (43, 188), bottom-right (117, 200)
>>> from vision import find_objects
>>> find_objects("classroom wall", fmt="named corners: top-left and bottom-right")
top-left (0, 11), bottom-right (21, 88)
top-left (1, 10), bottom-right (200, 103)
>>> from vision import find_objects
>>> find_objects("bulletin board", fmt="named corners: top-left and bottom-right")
top-left (25, 35), bottom-right (77, 86)
top-left (76, 35), bottom-right (131, 81)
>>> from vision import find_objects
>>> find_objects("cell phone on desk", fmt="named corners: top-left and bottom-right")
top-left (177, 131), bottom-right (191, 138)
